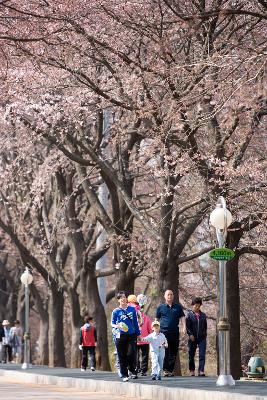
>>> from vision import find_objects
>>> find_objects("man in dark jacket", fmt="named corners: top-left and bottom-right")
top-left (186, 297), bottom-right (207, 377)
top-left (156, 290), bottom-right (186, 377)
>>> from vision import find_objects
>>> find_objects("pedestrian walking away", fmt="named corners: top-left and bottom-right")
top-left (142, 320), bottom-right (168, 380)
top-left (10, 320), bottom-right (23, 364)
top-left (186, 297), bottom-right (207, 377)
top-left (111, 291), bottom-right (141, 382)
top-left (79, 316), bottom-right (97, 371)
top-left (1, 320), bottom-right (13, 363)
top-left (156, 290), bottom-right (186, 376)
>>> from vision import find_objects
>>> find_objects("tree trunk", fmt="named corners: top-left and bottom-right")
top-left (69, 288), bottom-right (82, 368)
top-left (16, 288), bottom-right (25, 330)
top-left (48, 287), bottom-right (66, 367)
top-left (157, 257), bottom-right (179, 302)
top-left (37, 318), bottom-right (49, 365)
top-left (86, 274), bottom-right (111, 371)
top-left (226, 225), bottom-right (242, 380)
top-left (30, 283), bottom-right (49, 365)
top-left (116, 267), bottom-right (135, 295)
top-left (173, 351), bottom-right (182, 376)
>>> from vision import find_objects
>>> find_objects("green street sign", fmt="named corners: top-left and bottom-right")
top-left (209, 248), bottom-right (235, 261)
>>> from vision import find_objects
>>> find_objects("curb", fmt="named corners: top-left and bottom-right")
top-left (0, 369), bottom-right (266, 400)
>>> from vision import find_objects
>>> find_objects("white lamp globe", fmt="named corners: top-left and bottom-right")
top-left (20, 269), bottom-right (33, 285)
top-left (210, 207), bottom-right (233, 229)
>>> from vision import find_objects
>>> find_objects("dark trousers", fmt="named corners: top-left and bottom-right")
top-left (115, 333), bottom-right (137, 378)
top-left (2, 344), bottom-right (12, 363)
top-left (136, 344), bottom-right (149, 373)
top-left (188, 339), bottom-right (206, 372)
top-left (163, 332), bottom-right (179, 373)
top-left (81, 346), bottom-right (96, 370)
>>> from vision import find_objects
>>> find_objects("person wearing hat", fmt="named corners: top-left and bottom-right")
top-left (2, 320), bottom-right (12, 363)
top-left (141, 320), bottom-right (168, 380)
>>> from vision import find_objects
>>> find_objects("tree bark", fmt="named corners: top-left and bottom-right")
top-left (37, 318), bottom-right (49, 365)
top-left (48, 287), bottom-right (66, 367)
top-left (157, 257), bottom-right (179, 302)
top-left (115, 265), bottom-right (135, 295)
top-left (86, 273), bottom-right (111, 371)
top-left (69, 288), bottom-right (82, 368)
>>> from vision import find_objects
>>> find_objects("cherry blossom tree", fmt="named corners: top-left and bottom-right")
top-left (0, 0), bottom-right (266, 376)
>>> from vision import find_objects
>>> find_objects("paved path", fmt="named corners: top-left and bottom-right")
top-left (0, 364), bottom-right (266, 400)
top-left (0, 377), bottom-right (133, 400)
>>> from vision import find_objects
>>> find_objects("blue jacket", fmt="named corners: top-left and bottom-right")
top-left (2, 327), bottom-right (12, 345)
top-left (186, 310), bottom-right (207, 341)
top-left (111, 306), bottom-right (140, 336)
top-left (156, 303), bottom-right (185, 334)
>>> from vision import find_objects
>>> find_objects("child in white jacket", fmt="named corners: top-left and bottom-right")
top-left (142, 320), bottom-right (168, 380)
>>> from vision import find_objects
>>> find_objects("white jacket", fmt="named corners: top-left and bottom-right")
top-left (142, 332), bottom-right (167, 352)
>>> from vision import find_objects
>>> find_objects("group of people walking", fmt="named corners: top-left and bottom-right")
top-left (2, 291), bottom-right (206, 380)
top-left (79, 289), bottom-right (207, 380)
top-left (0, 319), bottom-right (23, 364)
top-left (109, 289), bottom-right (207, 381)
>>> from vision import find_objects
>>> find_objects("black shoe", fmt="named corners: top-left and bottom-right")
top-left (140, 372), bottom-right (147, 376)
top-left (151, 375), bottom-right (156, 380)
top-left (198, 373), bottom-right (206, 377)
top-left (131, 374), bottom-right (138, 379)
top-left (156, 375), bottom-right (161, 380)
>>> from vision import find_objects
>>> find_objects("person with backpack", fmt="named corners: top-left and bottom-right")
top-left (79, 316), bottom-right (97, 372)
top-left (111, 291), bottom-right (141, 382)
top-left (186, 297), bottom-right (207, 377)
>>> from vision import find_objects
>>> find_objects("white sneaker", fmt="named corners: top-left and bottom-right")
top-left (122, 377), bottom-right (129, 382)
top-left (91, 367), bottom-right (95, 371)
top-left (81, 368), bottom-right (86, 372)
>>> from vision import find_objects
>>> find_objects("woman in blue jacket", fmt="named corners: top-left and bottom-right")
top-left (111, 291), bottom-right (141, 382)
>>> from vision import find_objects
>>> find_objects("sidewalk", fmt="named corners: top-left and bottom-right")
top-left (0, 364), bottom-right (266, 400)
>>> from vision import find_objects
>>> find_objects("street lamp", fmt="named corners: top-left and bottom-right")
top-left (20, 267), bottom-right (33, 370)
top-left (210, 196), bottom-right (235, 387)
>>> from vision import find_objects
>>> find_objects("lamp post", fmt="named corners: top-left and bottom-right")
top-left (20, 267), bottom-right (33, 369)
top-left (210, 196), bottom-right (235, 387)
